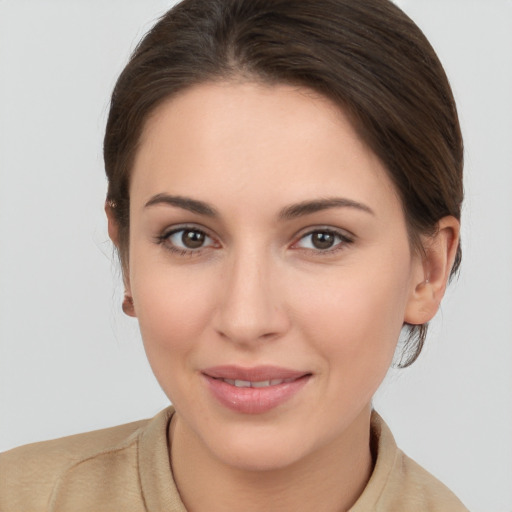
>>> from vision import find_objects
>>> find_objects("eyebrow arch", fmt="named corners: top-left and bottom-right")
top-left (144, 194), bottom-right (373, 219)
top-left (144, 193), bottom-right (218, 217)
top-left (279, 198), bottom-right (374, 220)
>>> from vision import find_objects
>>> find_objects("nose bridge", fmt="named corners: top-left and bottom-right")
top-left (214, 243), bottom-right (288, 344)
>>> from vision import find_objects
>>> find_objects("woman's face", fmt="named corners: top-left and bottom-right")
top-left (126, 81), bottom-right (424, 470)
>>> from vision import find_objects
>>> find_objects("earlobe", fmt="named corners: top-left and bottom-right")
top-left (122, 293), bottom-right (136, 317)
top-left (405, 216), bottom-right (460, 325)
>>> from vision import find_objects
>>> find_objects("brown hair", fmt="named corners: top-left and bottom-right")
top-left (104, 0), bottom-right (463, 367)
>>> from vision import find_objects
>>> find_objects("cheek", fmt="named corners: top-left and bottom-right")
top-left (289, 257), bottom-right (411, 380)
top-left (130, 263), bottom-right (217, 375)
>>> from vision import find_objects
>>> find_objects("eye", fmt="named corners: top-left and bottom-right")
top-left (163, 227), bottom-right (216, 252)
top-left (294, 229), bottom-right (351, 252)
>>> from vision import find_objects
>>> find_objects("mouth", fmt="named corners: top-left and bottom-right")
top-left (201, 365), bottom-right (312, 414)
top-left (216, 377), bottom-right (300, 388)
top-left (202, 364), bottom-right (310, 381)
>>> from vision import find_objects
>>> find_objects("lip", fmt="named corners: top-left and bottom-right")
top-left (202, 365), bottom-right (311, 414)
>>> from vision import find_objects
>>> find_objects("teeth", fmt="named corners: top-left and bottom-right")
top-left (252, 380), bottom-right (271, 388)
top-left (222, 378), bottom-right (292, 387)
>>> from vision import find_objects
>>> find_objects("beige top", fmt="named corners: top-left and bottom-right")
top-left (0, 407), bottom-right (468, 511)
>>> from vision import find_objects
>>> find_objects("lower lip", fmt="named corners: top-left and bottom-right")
top-left (203, 375), bottom-right (310, 414)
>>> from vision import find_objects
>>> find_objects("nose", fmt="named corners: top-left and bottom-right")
top-left (212, 249), bottom-right (290, 346)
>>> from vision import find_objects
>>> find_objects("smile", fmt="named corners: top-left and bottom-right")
top-left (220, 378), bottom-right (298, 388)
top-left (202, 366), bottom-right (311, 414)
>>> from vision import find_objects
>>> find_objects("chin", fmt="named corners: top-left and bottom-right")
top-left (211, 437), bottom-right (307, 473)
top-left (195, 415), bottom-right (335, 474)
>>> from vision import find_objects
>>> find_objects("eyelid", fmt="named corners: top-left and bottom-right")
top-left (291, 226), bottom-right (354, 252)
top-left (156, 223), bottom-right (221, 255)
top-left (155, 223), bottom-right (354, 256)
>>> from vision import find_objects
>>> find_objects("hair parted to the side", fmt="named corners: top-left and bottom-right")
top-left (104, 0), bottom-right (463, 367)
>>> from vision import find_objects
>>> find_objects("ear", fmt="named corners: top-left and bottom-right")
top-left (105, 201), bottom-right (136, 318)
top-left (105, 200), bottom-right (121, 247)
top-left (405, 216), bottom-right (460, 325)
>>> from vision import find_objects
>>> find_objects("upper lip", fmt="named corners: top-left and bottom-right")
top-left (202, 365), bottom-right (310, 382)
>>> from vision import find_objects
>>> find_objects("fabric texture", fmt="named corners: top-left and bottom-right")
top-left (0, 407), bottom-right (468, 511)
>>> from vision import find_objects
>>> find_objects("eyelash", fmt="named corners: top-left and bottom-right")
top-left (292, 228), bottom-right (354, 255)
top-left (156, 226), bottom-right (354, 257)
top-left (156, 225), bottom-right (217, 257)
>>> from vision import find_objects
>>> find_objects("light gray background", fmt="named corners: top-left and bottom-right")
top-left (0, 1), bottom-right (511, 511)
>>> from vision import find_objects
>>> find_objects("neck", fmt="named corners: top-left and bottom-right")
top-left (169, 408), bottom-right (374, 512)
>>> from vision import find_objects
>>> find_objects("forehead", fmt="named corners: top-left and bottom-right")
top-left (130, 81), bottom-right (401, 218)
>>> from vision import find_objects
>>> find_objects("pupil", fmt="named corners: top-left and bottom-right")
top-left (312, 232), bottom-right (334, 249)
top-left (182, 230), bottom-right (205, 249)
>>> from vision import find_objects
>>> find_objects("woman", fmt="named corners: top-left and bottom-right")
top-left (0, 0), bottom-right (469, 510)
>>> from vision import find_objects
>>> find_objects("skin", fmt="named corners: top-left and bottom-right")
top-left (107, 81), bottom-right (459, 512)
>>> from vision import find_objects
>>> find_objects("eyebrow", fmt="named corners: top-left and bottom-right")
top-left (144, 193), bottom-right (374, 219)
top-left (279, 198), bottom-right (374, 219)
top-left (145, 194), bottom-right (218, 216)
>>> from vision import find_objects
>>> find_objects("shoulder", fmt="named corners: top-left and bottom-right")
top-left (351, 411), bottom-right (469, 512)
top-left (387, 450), bottom-right (469, 511)
top-left (0, 416), bottom-right (150, 511)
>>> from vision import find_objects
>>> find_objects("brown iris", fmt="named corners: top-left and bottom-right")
top-left (311, 231), bottom-right (336, 250)
top-left (182, 229), bottom-right (205, 249)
